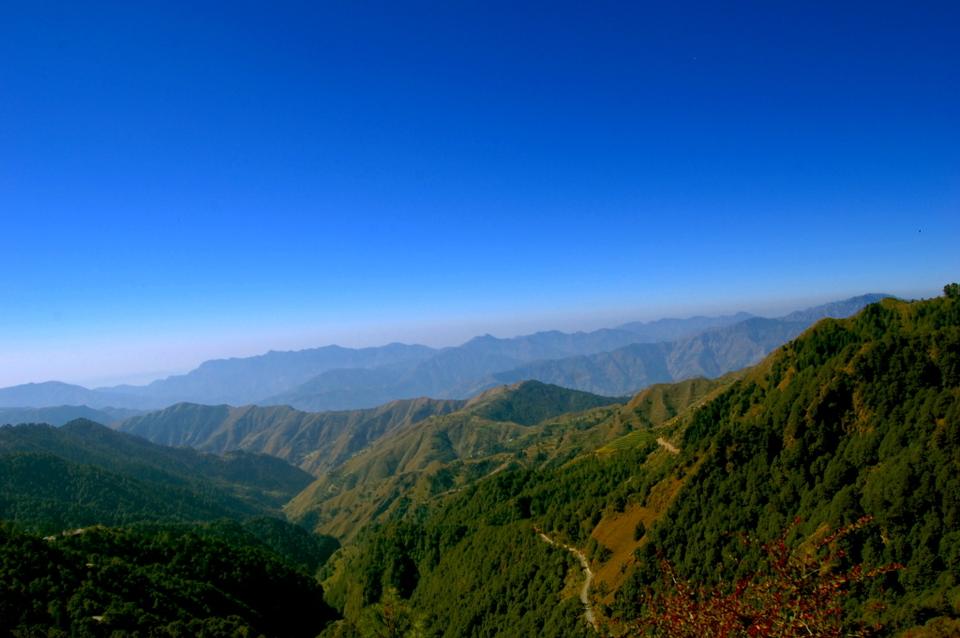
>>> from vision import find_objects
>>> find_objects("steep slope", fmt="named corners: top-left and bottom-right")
top-left (779, 292), bottom-right (890, 323)
top-left (321, 292), bottom-right (959, 636)
top-left (623, 295), bottom-right (960, 629)
top-left (0, 419), bottom-right (314, 531)
top-left (623, 375), bottom-right (735, 427)
top-left (116, 397), bottom-right (465, 475)
top-left (479, 303), bottom-right (882, 396)
top-left (284, 381), bottom-right (695, 538)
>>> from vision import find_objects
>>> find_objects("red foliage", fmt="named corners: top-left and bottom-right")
top-left (627, 517), bottom-right (902, 638)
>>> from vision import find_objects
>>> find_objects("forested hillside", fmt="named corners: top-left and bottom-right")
top-left (0, 522), bottom-right (337, 636)
top-left (2, 292), bottom-right (955, 637)
top-left (624, 294), bottom-right (960, 632)
top-left (319, 292), bottom-right (959, 636)
top-left (116, 396), bottom-right (466, 475)
top-left (0, 419), bottom-right (314, 532)
top-left (0, 420), bottom-right (344, 636)
top-left (284, 382), bottom-right (644, 538)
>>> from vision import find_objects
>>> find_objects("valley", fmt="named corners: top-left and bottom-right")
top-left (6, 4), bottom-right (954, 635)
top-left (1, 290), bottom-right (958, 636)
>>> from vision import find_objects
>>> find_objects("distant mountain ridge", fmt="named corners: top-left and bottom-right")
top-left (267, 294), bottom-right (889, 408)
top-left (103, 342), bottom-right (437, 406)
top-left (0, 294), bottom-right (890, 411)
top-left (265, 318), bottom-right (751, 410)
top-left (0, 381), bottom-right (147, 410)
top-left (481, 316), bottom-right (810, 396)
top-left (0, 405), bottom-right (141, 427)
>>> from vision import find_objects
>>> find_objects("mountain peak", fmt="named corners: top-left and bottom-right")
top-left (465, 380), bottom-right (619, 426)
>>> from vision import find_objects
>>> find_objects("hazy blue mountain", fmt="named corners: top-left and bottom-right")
top-left (779, 292), bottom-right (889, 323)
top-left (480, 343), bottom-right (675, 396)
top-left (3, 316), bottom-right (762, 411)
top-left (270, 295), bottom-right (890, 409)
top-left (484, 318), bottom-right (808, 395)
top-left (0, 345), bottom-right (436, 410)
top-left (0, 294), bottom-right (892, 411)
top-left (263, 318), bottom-right (757, 410)
top-left (264, 367), bottom-right (419, 411)
top-left (264, 346), bottom-right (612, 411)
top-left (0, 382), bottom-right (135, 409)
top-left (465, 296), bottom-right (892, 396)
top-left (102, 342), bottom-right (437, 405)
top-left (0, 405), bottom-right (142, 427)
top-left (616, 312), bottom-right (754, 341)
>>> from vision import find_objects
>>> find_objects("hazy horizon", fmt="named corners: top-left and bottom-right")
top-left (2, 4), bottom-right (957, 389)
top-left (0, 285), bottom-right (936, 389)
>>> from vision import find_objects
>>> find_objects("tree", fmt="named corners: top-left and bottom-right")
top-left (634, 521), bottom-right (647, 542)
top-left (944, 283), bottom-right (960, 299)
top-left (623, 518), bottom-right (902, 638)
top-left (356, 588), bottom-right (424, 638)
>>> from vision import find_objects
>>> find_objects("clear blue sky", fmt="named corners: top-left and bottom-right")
top-left (1, 2), bottom-right (957, 386)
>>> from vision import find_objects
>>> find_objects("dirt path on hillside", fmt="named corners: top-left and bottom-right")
top-left (656, 436), bottom-right (680, 454)
top-left (536, 529), bottom-right (597, 631)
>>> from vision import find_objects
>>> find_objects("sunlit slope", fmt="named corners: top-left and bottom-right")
top-left (285, 380), bottom-right (714, 538)
top-left (320, 293), bottom-right (960, 635)
top-left (117, 397), bottom-right (466, 475)
top-left (617, 295), bottom-right (960, 630)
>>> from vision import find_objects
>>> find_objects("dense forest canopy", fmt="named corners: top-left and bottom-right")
top-left (0, 522), bottom-right (337, 637)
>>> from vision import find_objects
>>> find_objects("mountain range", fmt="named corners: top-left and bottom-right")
top-left (0, 294), bottom-right (887, 412)
top-left (116, 381), bottom-right (621, 478)
top-left (315, 290), bottom-right (960, 636)
top-left (2, 289), bottom-right (958, 637)
top-left (0, 404), bottom-right (142, 427)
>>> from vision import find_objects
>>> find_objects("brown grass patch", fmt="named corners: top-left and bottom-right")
top-left (590, 471), bottom-right (690, 602)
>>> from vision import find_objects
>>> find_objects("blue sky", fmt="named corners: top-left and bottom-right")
top-left (1, 2), bottom-right (957, 386)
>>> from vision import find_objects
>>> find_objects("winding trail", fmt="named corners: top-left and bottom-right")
top-left (532, 439), bottom-right (679, 631)
top-left (656, 436), bottom-right (680, 454)
top-left (535, 528), bottom-right (597, 631)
